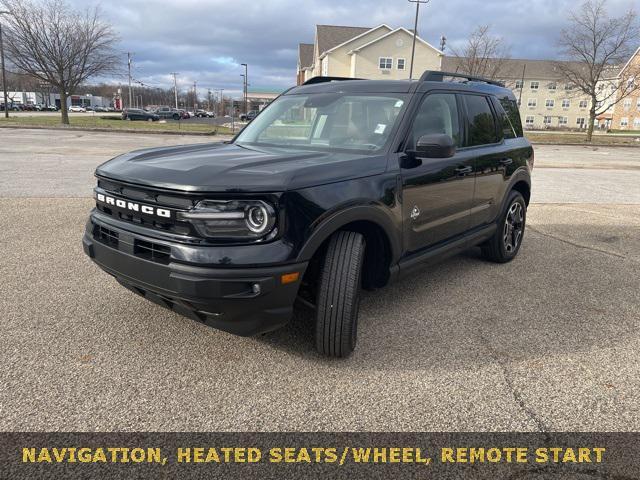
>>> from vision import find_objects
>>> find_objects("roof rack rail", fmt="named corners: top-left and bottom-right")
top-left (420, 71), bottom-right (505, 87)
top-left (302, 76), bottom-right (363, 85)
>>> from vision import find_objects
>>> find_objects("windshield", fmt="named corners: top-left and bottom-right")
top-left (235, 93), bottom-right (408, 152)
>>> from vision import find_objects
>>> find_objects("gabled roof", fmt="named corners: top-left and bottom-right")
top-left (316, 25), bottom-right (372, 56)
top-left (319, 24), bottom-right (392, 57)
top-left (350, 27), bottom-right (443, 55)
top-left (298, 43), bottom-right (314, 69)
top-left (619, 46), bottom-right (640, 76)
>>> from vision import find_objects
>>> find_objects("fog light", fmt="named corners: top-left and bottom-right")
top-left (251, 283), bottom-right (261, 295)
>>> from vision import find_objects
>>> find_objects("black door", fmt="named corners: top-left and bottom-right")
top-left (461, 94), bottom-right (514, 229)
top-left (400, 92), bottom-right (476, 253)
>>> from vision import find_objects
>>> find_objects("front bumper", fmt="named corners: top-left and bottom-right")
top-left (83, 212), bottom-right (307, 336)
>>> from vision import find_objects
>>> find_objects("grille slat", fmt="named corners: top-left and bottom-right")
top-left (94, 225), bottom-right (119, 248)
top-left (134, 239), bottom-right (171, 264)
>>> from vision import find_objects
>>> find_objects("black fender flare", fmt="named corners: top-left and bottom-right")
top-left (296, 205), bottom-right (401, 263)
top-left (500, 168), bottom-right (532, 213)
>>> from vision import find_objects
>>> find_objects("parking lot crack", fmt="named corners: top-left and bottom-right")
top-left (528, 226), bottom-right (630, 261)
top-left (478, 334), bottom-right (550, 433)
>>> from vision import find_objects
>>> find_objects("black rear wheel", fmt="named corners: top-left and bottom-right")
top-left (481, 190), bottom-right (526, 263)
top-left (315, 231), bottom-right (366, 357)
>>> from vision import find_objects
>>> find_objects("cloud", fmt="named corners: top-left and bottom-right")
top-left (65, 0), bottom-right (636, 97)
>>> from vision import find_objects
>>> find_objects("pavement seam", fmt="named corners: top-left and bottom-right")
top-left (478, 333), bottom-right (550, 434)
top-left (527, 226), bottom-right (631, 261)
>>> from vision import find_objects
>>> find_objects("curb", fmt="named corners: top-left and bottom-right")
top-left (530, 142), bottom-right (640, 147)
top-left (0, 124), bottom-right (235, 137)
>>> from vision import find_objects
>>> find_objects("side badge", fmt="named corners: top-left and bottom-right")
top-left (410, 206), bottom-right (420, 220)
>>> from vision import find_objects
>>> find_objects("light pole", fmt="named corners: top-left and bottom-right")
top-left (0, 10), bottom-right (10, 119)
top-left (240, 74), bottom-right (245, 115)
top-left (170, 72), bottom-right (179, 109)
top-left (241, 63), bottom-right (248, 114)
top-left (408, 0), bottom-right (429, 80)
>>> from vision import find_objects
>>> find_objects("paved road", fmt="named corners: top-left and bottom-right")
top-left (1, 129), bottom-right (639, 431)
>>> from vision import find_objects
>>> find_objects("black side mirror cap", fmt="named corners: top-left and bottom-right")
top-left (415, 133), bottom-right (456, 158)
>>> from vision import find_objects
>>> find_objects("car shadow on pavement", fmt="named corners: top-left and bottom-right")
top-left (255, 227), bottom-right (639, 369)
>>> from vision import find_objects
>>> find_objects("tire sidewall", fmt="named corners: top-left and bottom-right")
top-left (499, 191), bottom-right (526, 260)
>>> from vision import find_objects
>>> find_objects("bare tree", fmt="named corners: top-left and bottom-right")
top-left (450, 25), bottom-right (511, 80)
top-left (1, 0), bottom-right (119, 124)
top-left (556, 0), bottom-right (639, 141)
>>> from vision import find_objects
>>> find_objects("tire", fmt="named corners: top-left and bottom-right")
top-left (481, 190), bottom-right (526, 263)
top-left (315, 231), bottom-right (366, 357)
top-left (172, 114), bottom-right (180, 120)
top-left (147, 117), bottom-right (154, 122)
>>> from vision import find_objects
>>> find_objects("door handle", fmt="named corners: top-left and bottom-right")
top-left (455, 166), bottom-right (473, 175)
top-left (499, 158), bottom-right (513, 166)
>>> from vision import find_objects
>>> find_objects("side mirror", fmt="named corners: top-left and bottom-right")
top-left (415, 133), bottom-right (456, 158)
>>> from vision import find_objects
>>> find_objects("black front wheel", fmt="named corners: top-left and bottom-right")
top-left (315, 231), bottom-right (366, 358)
top-left (481, 190), bottom-right (526, 263)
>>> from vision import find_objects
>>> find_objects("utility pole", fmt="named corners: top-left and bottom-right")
top-left (241, 63), bottom-right (248, 114)
top-left (207, 89), bottom-right (212, 110)
top-left (192, 81), bottom-right (197, 110)
top-left (408, 0), bottom-right (430, 80)
top-left (170, 72), bottom-right (178, 108)
top-left (0, 11), bottom-right (10, 119)
top-left (127, 52), bottom-right (133, 108)
top-left (439, 35), bottom-right (446, 52)
top-left (218, 89), bottom-right (224, 117)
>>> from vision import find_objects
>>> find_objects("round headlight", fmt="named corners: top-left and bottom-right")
top-left (246, 205), bottom-right (269, 233)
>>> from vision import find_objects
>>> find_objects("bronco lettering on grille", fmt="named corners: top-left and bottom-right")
top-left (96, 193), bottom-right (171, 218)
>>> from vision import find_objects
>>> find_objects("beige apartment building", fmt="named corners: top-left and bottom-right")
top-left (298, 25), bottom-right (640, 131)
top-left (297, 24), bottom-right (443, 84)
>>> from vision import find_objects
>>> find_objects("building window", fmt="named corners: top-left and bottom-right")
top-left (379, 57), bottom-right (392, 69)
top-left (620, 117), bottom-right (629, 127)
top-left (623, 98), bottom-right (632, 109)
top-left (525, 116), bottom-right (535, 125)
top-left (637, 98), bottom-right (640, 109)
top-left (530, 81), bottom-right (539, 90)
top-left (558, 116), bottom-right (568, 125)
top-left (579, 100), bottom-right (588, 108)
top-left (527, 98), bottom-right (537, 108)
top-left (576, 117), bottom-right (586, 127)
top-left (562, 99), bottom-right (570, 108)
top-left (545, 99), bottom-right (554, 108)
top-left (565, 83), bottom-right (574, 91)
top-left (543, 116), bottom-right (552, 125)
top-left (548, 82), bottom-right (557, 90)
top-left (633, 118), bottom-right (640, 128)
top-left (396, 58), bottom-right (405, 70)
top-left (515, 80), bottom-right (524, 89)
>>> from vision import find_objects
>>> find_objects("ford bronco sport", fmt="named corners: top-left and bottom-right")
top-left (83, 71), bottom-right (533, 357)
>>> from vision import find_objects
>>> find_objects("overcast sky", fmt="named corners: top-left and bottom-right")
top-left (66, 0), bottom-right (635, 97)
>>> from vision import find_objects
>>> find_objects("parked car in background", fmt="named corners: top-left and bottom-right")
top-left (195, 109), bottom-right (215, 118)
top-left (69, 106), bottom-right (86, 113)
top-left (44, 105), bottom-right (58, 111)
top-left (122, 108), bottom-right (160, 122)
top-left (239, 110), bottom-right (258, 122)
top-left (155, 106), bottom-right (183, 120)
top-left (94, 106), bottom-right (108, 113)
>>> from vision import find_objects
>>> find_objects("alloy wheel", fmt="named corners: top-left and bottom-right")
top-left (503, 201), bottom-right (524, 253)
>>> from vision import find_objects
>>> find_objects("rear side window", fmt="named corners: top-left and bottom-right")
top-left (497, 97), bottom-right (524, 137)
top-left (463, 95), bottom-right (498, 146)
top-left (490, 97), bottom-right (517, 139)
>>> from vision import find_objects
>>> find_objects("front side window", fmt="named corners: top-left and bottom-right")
top-left (235, 93), bottom-right (407, 152)
top-left (409, 93), bottom-right (461, 149)
top-left (379, 57), bottom-right (392, 69)
top-left (464, 95), bottom-right (498, 146)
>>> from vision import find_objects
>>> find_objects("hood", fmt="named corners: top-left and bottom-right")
top-left (95, 143), bottom-right (388, 193)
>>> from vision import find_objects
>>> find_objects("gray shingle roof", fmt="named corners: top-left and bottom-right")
top-left (316, 25), bottom-right (372, 56)
top-left (298, 43), bottom-right (314, 69)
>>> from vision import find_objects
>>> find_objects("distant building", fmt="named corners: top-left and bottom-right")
top-left (3, 91), bottom-right (111, 109)
top-left (297, 24), bottom-right (443, 84)
top-left (297, 24), bottom-right (640, 131)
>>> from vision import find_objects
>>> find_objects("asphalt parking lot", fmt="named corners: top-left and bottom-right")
top-left (1, 129), bottom-right (639, 432)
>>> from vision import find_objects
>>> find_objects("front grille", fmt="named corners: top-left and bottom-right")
top-left (94, 225), bottom-right (119, 248)
top-left (96, 179), bottom-right (195, 236)
top-left (134, 239), bottom-right (171, 264)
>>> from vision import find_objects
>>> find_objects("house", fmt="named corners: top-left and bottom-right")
top-left (297, 24), bottom-right (443, 84)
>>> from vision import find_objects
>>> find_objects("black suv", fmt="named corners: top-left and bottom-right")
top-left (83, 71), bottom-right (533, 357)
